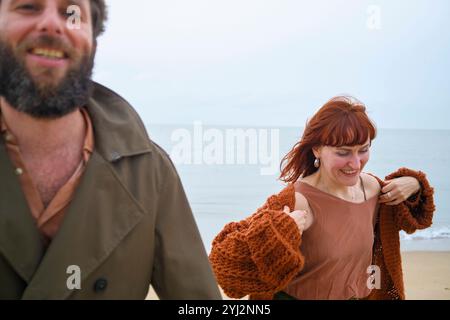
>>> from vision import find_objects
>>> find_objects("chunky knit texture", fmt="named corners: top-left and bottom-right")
top-left (209, 168), bottom-right (435, 300)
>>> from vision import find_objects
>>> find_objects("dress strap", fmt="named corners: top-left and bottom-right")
top-left (360, 176), bottom-right (367, 201)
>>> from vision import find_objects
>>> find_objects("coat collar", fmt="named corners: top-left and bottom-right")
top-left (85, 82), bottom-right (153, 162)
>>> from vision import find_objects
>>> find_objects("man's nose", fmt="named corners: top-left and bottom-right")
top-left (35, 6), bottom-right (65, 36)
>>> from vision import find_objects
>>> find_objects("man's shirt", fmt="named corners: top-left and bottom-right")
top-left (0, 102), bottom-right (94, 244)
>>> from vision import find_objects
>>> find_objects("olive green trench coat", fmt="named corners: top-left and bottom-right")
top-left (0, 83), bottom-right (221, 300)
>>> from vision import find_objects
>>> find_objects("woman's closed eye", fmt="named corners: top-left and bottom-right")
top-left (336, 149), bottom-right (369, 157)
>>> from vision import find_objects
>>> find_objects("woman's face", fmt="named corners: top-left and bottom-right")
top-left (313, 139), bottom-right (371, 186)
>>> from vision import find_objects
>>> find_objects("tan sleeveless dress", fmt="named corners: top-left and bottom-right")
top-left (283, 176), bottom-right (379, 300)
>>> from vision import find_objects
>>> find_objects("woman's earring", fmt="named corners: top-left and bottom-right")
top-left (314, 158), bottom-right (320, 168)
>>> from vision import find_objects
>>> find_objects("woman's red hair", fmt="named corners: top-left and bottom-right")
top-left (280, 96), bottom-right (377, 183)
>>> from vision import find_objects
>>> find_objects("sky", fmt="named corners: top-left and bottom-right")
top-left (93, 0), bottom-right (450, 130)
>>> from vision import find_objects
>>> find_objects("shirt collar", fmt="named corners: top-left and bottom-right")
top-left (0, 97), bottom-right (94, 156)
top-left (1, 82), bottom-right (154, 163)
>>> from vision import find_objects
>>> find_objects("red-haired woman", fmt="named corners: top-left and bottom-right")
top-left (209, 96), bottom-right (435, 300)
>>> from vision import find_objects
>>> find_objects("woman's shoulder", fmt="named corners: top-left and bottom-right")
top-left (361, 172), bottom-right (382, 198)
top-left (294, 190), bottom-right (309, 207)
top-left (293, 184), bottom-right (314, 230)
top-left (293, 183), bottom-right (312, 212)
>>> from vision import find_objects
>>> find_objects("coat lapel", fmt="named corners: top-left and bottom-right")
top-left (0, 143), bottom-right (45, 283)
top-left (21, 151), bottom-right (147, 299)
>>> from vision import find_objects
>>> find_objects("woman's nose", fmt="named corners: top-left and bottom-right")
top-left (348, 155), bottom-right (361, 169)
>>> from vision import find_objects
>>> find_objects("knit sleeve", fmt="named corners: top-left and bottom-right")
top-left (208, 194), bottom-right (304, 299)
top-left (385, 167), bottom-right (435, 234)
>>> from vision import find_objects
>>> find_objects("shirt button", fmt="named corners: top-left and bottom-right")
top-left (94, 278), bottom-right (108, 292)
top-left (15, 168), bottom-right (23, 175)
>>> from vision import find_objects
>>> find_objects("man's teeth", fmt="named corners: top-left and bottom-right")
top-left (32, 48), bottom-right (64, 59)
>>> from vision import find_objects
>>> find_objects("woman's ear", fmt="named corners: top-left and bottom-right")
top-left (312, 146), bottom-right (321, 159)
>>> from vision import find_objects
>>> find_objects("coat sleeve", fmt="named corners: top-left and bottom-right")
top-left (385, 167), bottom-right (435, 234)
top-left (208, 193), bottom-right (305, 299)
top-left (151, 158), bottom-right (222, 300)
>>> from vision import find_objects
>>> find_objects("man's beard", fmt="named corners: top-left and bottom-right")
top-left (0, 37), bottom-right (94, 119)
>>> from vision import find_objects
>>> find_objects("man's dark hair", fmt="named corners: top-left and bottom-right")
top-left (0, 0), bottom-right (108, 39)
top-left (91, 0), bottom-right (108, 39)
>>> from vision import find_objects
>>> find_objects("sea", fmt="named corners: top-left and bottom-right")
top-left (146, 123), bottom-right (450, 253)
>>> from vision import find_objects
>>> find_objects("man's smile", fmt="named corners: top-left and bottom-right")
top-left (26, 46), bottom-right (70, 69)
top-left (30, 47), bottom-right (67, 59)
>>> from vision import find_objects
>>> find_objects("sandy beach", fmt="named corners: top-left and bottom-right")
top-left (402, 251), bottom-right (450, 300)
top-left (146, 251), bottom-right (450, 300)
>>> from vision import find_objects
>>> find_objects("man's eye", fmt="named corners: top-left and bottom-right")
top-left (360, 149), bottom-right (369, 153)
top-left (337, 152), bottom-right (349, 156)
top-left (17, 4), bottom-right (38, 12)
top-left (62, 8), bottom-right (73, 17)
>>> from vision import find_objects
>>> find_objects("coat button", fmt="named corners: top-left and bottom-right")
top-left (110, 151), bottom-right (121, 162)
top-left (94, 278), bottom-right (108, 292)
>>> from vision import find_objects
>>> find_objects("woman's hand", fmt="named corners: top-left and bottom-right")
top-left (284, 206), bottom-right (307, 235)
top-left (378, 176), bottom-right (421, 206)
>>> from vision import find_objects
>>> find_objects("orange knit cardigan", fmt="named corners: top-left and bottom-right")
top-left (209, 168), bottom-right (435, 300)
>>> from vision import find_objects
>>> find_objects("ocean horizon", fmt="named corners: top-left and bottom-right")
top-left (145, 123), bottom-right (450, 252)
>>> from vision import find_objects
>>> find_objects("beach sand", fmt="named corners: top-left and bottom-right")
top-left (146, 251), bottom-right (450, 300)
top-left (402, 251), bottom-right (450, 300)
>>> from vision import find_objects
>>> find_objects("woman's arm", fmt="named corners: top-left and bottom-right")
top-left (209, 187), bottom-right (305, 299)
top-left (382, 168), bottom-right (435, 233)
top-left (378, 176), bottom-right (421, 206)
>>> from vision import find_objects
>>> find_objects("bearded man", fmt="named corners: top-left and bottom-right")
top-left (0, 0), bottom-right (221, 300)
